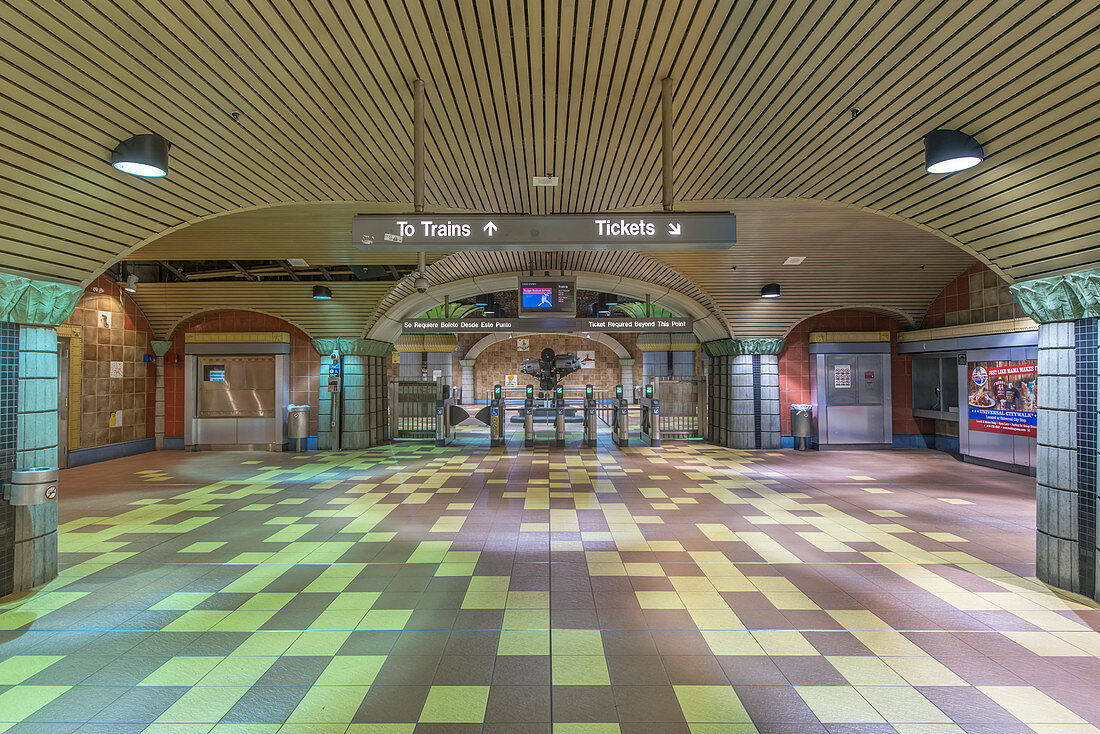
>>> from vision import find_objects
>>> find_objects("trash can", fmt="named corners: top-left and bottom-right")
top-left (7, 467), bottom-right (59, 505)
top-left (287, 404), bottom-right (310, 450)
top-left (790, 404), bottom-right (813, 451)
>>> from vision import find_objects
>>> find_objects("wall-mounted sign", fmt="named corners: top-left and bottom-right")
top-left (504, 374), bottom-right (519, 387)
top-left (577, 350), bottom-right (596, 369)
top-left (519, 278), bottom-right (576, 317)
top-left (353, 212), bottom-right (735, 252)
top-left (402, 317), bottom-right (693, 333)
top-left (516, 338), bottom-right (530, 352)
top-left (967, 360), bottom-right (1037, 437)
top-left (110, 361), bottom-right (124, 379)
top-left (97, 310), bottom-right (112, 329)
top-left (834, 364), bottom-right (851, 389)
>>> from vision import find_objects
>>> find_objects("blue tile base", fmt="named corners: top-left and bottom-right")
top-left (68, 438), bottom-right (155, 467)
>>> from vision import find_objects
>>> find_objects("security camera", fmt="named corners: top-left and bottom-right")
top-left (414, 275), bottom-right (428, 293)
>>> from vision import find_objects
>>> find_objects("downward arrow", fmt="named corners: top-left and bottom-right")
top-left (483, 221), bottom-right (498, 236)
top-left (668, 222), bottom-right (681, 236)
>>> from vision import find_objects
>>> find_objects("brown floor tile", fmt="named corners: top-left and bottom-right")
top-left (612, 685), bottom-right (686, 722)
top-left (485, 685), bottom-right (552, 722)
top-left (551, 685), bottom-right (617, 722)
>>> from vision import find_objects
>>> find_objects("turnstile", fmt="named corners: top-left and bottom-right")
top-left (611, 383), bottom-right (630, 447)
top-left (553, 385), bottom-right (565, 447)
top-left (490, 384), bottom-right (505, 447)
top-left (523, 384), bottom-right (535, 447)
top-left (435, 383), bottom-right (456, 447)
top-left (640, 383), bottom-right (660, 446)
top-left (582, 384), bottom-right (597, 448)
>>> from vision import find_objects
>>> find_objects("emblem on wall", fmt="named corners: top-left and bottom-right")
top-left (516, 338), bottom-right (529, 352)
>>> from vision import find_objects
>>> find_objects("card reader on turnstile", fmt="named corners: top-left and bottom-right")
top-left (583, 384), bottom-right (596, 448)
top-left (490, 383), bottom-right (504, 447)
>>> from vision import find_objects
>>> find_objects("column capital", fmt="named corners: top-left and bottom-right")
top-left (459, 359), bottom-right (477, 367)
top-left (618, 357), bottom-right (635, 366)
top-left (702, 337), bottom-right (785, 357)
top-left (312, 337), bottom-right (393, 356)
top-left (151, 340), bottom-right (173, 357)
top-left (0, 273), bottom-right (83, 326)
top-left (1011, 268), bottom-right (1100, 323)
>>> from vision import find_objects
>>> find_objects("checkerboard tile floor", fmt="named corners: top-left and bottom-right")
top-left (2, 436), bottom-right (1099, 733)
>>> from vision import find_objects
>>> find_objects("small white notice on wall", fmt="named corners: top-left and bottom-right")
top-left (834, 364), bottom-right (852, 389)
top-left (97, 310), bottom-right (112, 329)
top-left (577, 350), bottom-right (596, 369)
top-left (504, 374), bottom-right (519, 387)
top-left (110, 361), bottom-right (124, 379)
top-left (516, 338), bottom-right (530, 352)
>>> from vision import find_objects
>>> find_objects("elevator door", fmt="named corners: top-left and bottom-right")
top-left (822, 354), bottom-right (890, 445)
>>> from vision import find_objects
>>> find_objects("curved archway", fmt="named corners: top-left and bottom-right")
top-left (780, 304), bottom-right (918, 336)
top-left (464, 330), bottom-right (631, 360)
top-left (165, 307), bottom-right (316, 342)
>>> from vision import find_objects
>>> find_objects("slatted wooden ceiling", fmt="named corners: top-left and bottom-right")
top-left (2, 1), bottom-right (1097, 326)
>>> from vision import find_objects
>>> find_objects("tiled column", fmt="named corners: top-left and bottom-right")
top-left (0, 322), bottom-right (18, 597)
top-left (618, 358), bottom-right (635, 398)
top-left (151, 340), bottom-right (172, 450)
top-left (459, 359), bottom-right (475, 404)
top-left (703, 338), bottom-right (784, 449)
top-left (14, 326), bottom-right (59, 591)
top-left (1035, 321), bottom-right (1080, 592)
top-left (1012, 269), bottom-right (1100, 601)
top-left (341, 355), bottom-right (367, 449)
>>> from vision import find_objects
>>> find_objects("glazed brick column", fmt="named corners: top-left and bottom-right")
top-left (0, 322), bottom-right (17, 597)
top-left (619, 358), bottom-right (635, 398)
top-left (317, 351), bottom-right (335, 450)
top-left (1013, 269), bottom-right (1100, 601)
top-left (313, 338), bottom-right (392, 451)
top-left (151, 340), bottom-right (172, 450)
top-left (341, 355), bottom-right (367, 449)
top-left (459, 359), bottom-right (475, 405)
top-left (1035, 322), bottom-right (1079, 592)
top-left (14, 326), bottom-right (59, 592)
top-left (703, 338), bottom-right (784, 450)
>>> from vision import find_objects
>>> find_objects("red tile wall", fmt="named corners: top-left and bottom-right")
top-left (163, 311), bottom-right (320, 437)
top-left (922, 263), bottom-right (982, 328)
top-left (779, 310), bottom-right (933, 437)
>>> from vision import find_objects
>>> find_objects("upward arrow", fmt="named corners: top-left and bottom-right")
top-left (483, 221), bottom-right (498, 236)
top-left (668, 222), bottom-right (681, 236)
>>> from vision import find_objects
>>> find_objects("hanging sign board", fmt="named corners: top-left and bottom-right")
top-left (353, 213), bottom-right (735, 252)
top-left (967, 361), bottom-right (1037, 437)
top-left (402, 317), bottom-right (693, 333)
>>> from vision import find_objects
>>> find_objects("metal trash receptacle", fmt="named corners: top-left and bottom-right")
top-left (7, 467), bottom-right (59, 505)
top-left (287, 405), bottom-right (310, 450)
top-left (790, 404), bottom-right (813, 450)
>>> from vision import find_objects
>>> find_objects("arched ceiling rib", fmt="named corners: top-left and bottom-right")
top-left (1, 0), bottom-right (1096, 286)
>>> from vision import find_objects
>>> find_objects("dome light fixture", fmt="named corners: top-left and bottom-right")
top-left (312, 285), bottom-right (332, 300)
top-left (761, 283), bottom-right (781, 298)
top-left (111, 134), bottom-right (171, 177)
top-left (123, 274), bottom-right (139, 293)
top-left (924, 129), bottom-right (984, 174)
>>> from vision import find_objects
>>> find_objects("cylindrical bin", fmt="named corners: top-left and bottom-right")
top-left (790, 404), bottom-right (813, 450)
top-left (8, 467), bottom-right (59, 505)
top-left (287, 405), bottom-right (310, 439)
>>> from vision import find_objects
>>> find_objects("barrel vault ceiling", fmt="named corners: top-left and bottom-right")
top-left (2, 0), bottom-right (1097, 337)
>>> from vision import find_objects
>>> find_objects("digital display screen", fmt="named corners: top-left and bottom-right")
top-left (518, 279), bottom-right (575, 317)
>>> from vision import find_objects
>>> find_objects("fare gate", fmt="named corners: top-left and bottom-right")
top-left (390, 379), bottom-right (442, 439)
top-left (652, 376), bottom-right (707, 439)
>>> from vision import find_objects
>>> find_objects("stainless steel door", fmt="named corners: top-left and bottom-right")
top-left (198, 356), bottom-right (276, 418)
top-left (822, 353), bottom-right (889, 445)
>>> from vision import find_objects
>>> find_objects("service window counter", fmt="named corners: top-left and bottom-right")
top-left (183, 335), bottom-right (290, 451)
top-left (809, 335), bottom-right (892, 449)
top-left (899, 325), bottom-right (1037, 474)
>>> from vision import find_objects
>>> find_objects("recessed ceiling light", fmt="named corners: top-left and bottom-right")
top-left (287, 258), bottom-right (309, 268)
top-left (783, 257), bottom-right (806, 266)
top-left (532, 176), bottom-right (559, 187)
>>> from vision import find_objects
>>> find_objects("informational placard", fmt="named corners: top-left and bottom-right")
top-left (516, 338), bottom-right (529, 352)
top-left (967, 360), bottom-right (1037, 437)
top-left (402, 317), bottom-right (693, 333)
top-left (97, 310), bottom-right (112, 329)
top-left (834, 364), bottom-right (851, 389)
top-left (504, 374), bottom-right (519, 387)
top-left (110, 361), bottom-right (124, 379)
top-left (577, 350), bottom-right (596, 369)
top-left (353, 212), bottom-right (735, 252)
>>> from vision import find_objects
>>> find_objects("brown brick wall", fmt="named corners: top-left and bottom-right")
top-left (473, 334), bottom-right (625, 397)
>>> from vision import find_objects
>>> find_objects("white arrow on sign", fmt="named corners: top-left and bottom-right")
top-left (483, 221), bottom-right (498, 236)
top-left (668, 222), bottom-right (682, 236)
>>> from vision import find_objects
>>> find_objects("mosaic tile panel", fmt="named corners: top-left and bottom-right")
top-left (1078, 318), bottom-right (1098, 598)
top-left (0, 322), bottom-right (17, 597)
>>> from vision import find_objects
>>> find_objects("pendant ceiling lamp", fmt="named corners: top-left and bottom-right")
top-left (111, 133), bottom-right (171, 177)
top-left (924, 129), bottom-right (984, 173)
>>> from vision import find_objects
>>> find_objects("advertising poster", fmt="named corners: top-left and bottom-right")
top-left (967, 360), bottom-right (1037, 437)
top-left (577, 350), bottom-right (596, 369)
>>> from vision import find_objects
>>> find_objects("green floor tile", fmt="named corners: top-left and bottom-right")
top-left (418, 684), bottom-right (490, 723)
top-left (0, 685), bottom-right (71, 723)
top-left (0, 656), bottom-right (63, 685)
top-left (313, 655), bottom-right (386, 685)
top-left (139, 656), bottom-right (224, 687)
top-left (286, 684), bottom-right (371, 724)
top-left (673, 685), bottom-right (751, 723)
top-left (552, 655), bottom-right (611, 685)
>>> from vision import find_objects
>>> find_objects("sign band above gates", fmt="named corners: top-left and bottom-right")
top-left (402, 317), bottom-right (693, 333)
top-left (354, 213), bottom-right (735, 252)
